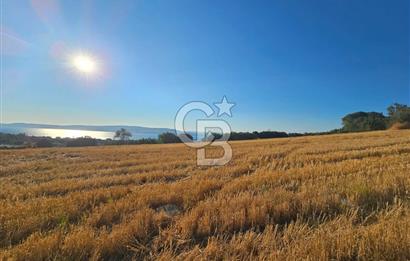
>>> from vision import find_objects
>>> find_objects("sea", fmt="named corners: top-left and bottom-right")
top-left (0, 126), bottom-right (115, 139)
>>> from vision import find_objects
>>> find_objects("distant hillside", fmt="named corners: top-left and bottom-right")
top-left (2, 123), bottom-right (173, 133)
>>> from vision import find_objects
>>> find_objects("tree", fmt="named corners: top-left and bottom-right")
top-left (387, 103), bottom-right (410, 124)
top-left (158, 132), bottom-right (181, 143)
top-left (342, 112), bottom-right (387, 132)
top-left (229, 132), bottom-right (258, 140)
top-left (254, 131), bottom-right (288, 139)
top-left (178, 133), bottom-right (193, 142)
top-left (114, 128), bottom-right (132, 142)
top-left (36, 138), bottom-right (54, 148)
top-left (66, 137), bottom-right (98, 147)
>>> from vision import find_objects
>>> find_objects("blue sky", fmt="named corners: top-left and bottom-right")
top-left (2, 0), bottom-right (409, 132)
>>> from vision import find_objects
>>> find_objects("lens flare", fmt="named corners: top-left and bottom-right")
top-left (71, 54), bottom-right (98, 74)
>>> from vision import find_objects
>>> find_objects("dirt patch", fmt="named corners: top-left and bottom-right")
top-left (389, 122), bottom-right (410, 130)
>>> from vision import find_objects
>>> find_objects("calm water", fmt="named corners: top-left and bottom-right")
top-left (0, 127), bottom-right (115, 139)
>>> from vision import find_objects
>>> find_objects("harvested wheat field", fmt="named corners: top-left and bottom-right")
top-left (1, 130), bottom-right (410, 260)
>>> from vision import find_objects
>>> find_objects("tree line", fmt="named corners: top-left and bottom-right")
top-left (1, 103), bottom-right (408, 148)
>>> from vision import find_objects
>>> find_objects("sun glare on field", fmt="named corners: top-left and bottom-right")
top-left (70, 53), bottom-right (99, 75)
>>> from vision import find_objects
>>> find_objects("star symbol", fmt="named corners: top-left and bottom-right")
top-left (214, 96), bottom-right (235, 117)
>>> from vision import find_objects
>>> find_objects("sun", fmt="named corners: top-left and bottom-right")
top-left (71, 54), bottom-right (98, 75)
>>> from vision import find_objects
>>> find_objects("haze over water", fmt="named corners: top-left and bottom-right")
top-left (0, 127), bottom-right (114, 139)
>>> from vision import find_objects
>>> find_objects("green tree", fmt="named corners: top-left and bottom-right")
top-left (66, 137), bottom-right (98, 147)
top-left (158, 132), bottom-right (181, 143)
top-left (342, 112), bottom-right (387, 132)
top-left (114, 128), bottom-right (132, 141)
top-left (36, 138), bottom-right (54, 148)
top-left (387, 103), bottom-right (410, 124)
